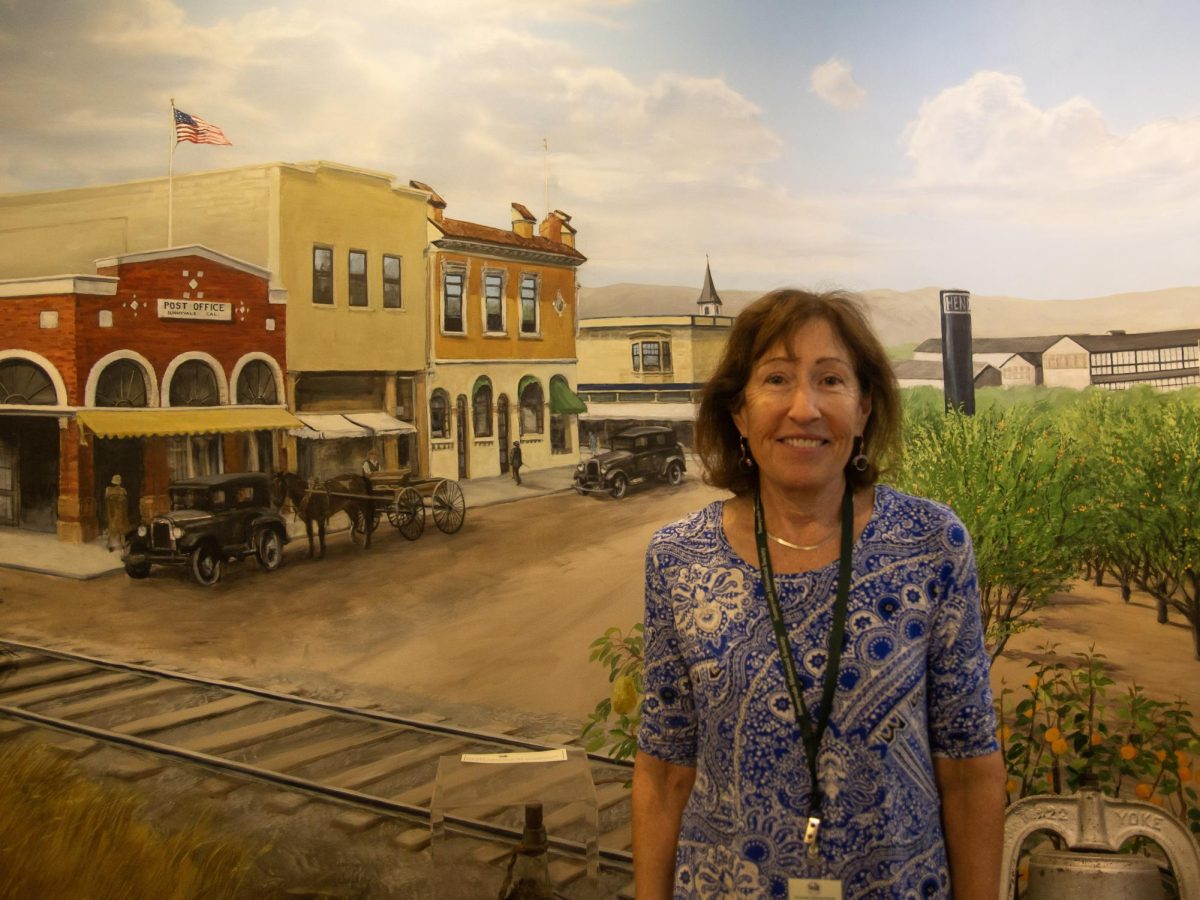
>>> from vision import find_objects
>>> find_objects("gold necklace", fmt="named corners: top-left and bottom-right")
top-left (765, 530), bottom-right (836, 552)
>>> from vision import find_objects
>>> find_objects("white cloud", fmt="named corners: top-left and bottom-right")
top-left (901, 71), bottom-right (1200, 221)
top-left (809, 58), bottom-right (866, 111)
top-left (0, 0), bottom-right (864, 290)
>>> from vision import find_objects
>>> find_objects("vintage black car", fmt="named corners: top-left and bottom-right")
top-left (573, 426), bottom-right (687, 499)
top-left (123, 472), bottom-right (290, 586)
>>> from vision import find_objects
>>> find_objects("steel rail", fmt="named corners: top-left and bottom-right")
top-left (0, 701), bottom-right (632, 867)
top-left (0, 638), bottom-right (631, 768)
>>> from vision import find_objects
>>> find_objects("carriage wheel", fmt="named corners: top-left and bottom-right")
top-left (432, 479), bottom-right (466, 534)
top-left (389, 487), bottom-right (426, 541)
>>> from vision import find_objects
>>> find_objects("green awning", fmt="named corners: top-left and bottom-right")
top-left (549, 379), bottom-right (587, 415)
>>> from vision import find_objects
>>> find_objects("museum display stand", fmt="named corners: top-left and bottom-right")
top-left (430, 747), bottom-right (600, 899)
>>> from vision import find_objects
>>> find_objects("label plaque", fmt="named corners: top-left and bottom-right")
top-left (157, 299), bottom-right (232, 321)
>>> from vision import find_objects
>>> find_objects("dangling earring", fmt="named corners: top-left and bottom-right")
top-left (850, 436), bottom-right (869, 473)
top-left (738, 435), bottom-right (755, 471)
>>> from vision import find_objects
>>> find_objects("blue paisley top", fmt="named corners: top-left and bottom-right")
top-left (638, 485), bottom-right (997, 899)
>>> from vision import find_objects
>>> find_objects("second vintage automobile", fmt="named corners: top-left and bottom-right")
top-left (573, 425), bottom-right (687, 499)
top-left (123, 472), bottom-right (290, 586)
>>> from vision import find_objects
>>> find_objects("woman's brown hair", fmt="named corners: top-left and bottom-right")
top-left (694, 288), bottom-right (901, 496)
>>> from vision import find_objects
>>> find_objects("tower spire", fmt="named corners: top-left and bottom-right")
top-left (696, 256), bottom-right (723, 315)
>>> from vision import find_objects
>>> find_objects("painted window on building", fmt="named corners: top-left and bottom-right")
top-left (313, 246), bottom-right (333, 305)
top-left (349, 250), bottom-right (368, 308)
top-left (519, 378), bottom-right (544, 435)
top-left (383, 255), bottom-right (402, 309)
top-left (236, 360), bottom-right (278, 405)
top-left (169, 360), bottom-right (220, 407)
top-left (168, 434), bottom-right (223, 480)
top-left (396, 376), bottom-right (415, 421)
top-left (520, 274), bottom-right (539, 334)
top-left (443, 269), bottom-right (465, 333)
top-left (95, 360), bottom-right (149, 407)
top-left (0, 360), bottom-right (56, 405)
top-left (630, 339), bottom-right (672, 374)
top-left (430, 389), bottom-right (450, 438)
top-left (1092, 346), bottom-right (1199, 376)
top-left (484, 271), bottom-right (504, 333)
top-left (473, 378), bottom-right (493, 437)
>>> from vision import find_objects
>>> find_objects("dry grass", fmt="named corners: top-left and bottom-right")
top-left (0, 737), bottom-right (262, 900)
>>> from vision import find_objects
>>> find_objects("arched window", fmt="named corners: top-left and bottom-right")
top-left (472, 377), bottom-right (493, 438)
top-left (0, 359), bottom-right (56, 405)
top-left (95, 360), bottom-right (149, 407)
top-left (236, 360), bottom-right (279, 404)
top-left (169, 360), bottom-right (221, 407)
top-left (519, 376), bottom-right (544, 435)
top-left (430, 389), bottom-right (450, 439)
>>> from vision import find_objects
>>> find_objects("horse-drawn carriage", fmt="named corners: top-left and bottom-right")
top-left (273, 469), bottom-right (466, 558)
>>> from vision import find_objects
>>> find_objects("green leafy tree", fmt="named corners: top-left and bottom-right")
top-left (897, 403), bottom-right (1089, 658)
top-left (1107, 391), bottom-right (1200, 654)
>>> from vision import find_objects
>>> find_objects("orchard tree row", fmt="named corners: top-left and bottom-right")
top-left (897, 386), bottom-right (1200, 661)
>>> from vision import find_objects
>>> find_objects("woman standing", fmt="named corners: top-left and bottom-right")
top-left (632, 290), bottom-right (1005, 899)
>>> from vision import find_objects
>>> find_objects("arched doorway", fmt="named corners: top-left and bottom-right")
top-left (0, 358), bottom-right (60, 531)
top-left (92, 359), bottom-right (148, 532)
top-left (455, 394), bottom-right (468, 480)
top-left (497, 394), bottom-right (510, 474)
top-left (236, 359), bottom-right (280, 473)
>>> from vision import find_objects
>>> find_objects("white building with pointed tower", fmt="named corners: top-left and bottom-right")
top-left (575, 260), bottom-right (733, 449)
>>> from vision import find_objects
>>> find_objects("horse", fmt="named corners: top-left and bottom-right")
top-left (271, 471), bottom-right (376, 558)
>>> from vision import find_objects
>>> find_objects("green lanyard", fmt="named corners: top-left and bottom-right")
top-left (752, 481), bottom-right (854, 860)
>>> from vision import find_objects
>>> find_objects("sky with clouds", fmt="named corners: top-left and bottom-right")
top-left (1, 0), bottom-right (1198, 299)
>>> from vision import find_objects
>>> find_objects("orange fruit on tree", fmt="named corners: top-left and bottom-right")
top-left (1119, 744), bottom-right (1138, 761)
top-left (1135, 783), bottom-right (1154, 800)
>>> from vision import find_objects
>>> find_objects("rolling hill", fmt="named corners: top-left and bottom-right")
top-left (579, 283), bottom-right (1200, 346)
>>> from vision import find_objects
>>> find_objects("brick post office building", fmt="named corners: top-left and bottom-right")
top-left (0, 245), bottom-right (297, 542)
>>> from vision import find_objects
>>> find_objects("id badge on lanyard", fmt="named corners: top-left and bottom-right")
top-left (788, 878), bottom-right (843, 899)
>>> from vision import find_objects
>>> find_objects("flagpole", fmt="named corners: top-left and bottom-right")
top-left (168, 98), bottom-right (176, 248)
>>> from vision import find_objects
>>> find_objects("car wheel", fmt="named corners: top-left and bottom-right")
top-left (256, 529), bottom-right (284, 572)
top-left (190, 544), bottom-right (224, 587)
top-left (124, 560), bottom-right (151, 579)
top-left (666, 461), bottom-right (684, 485)
top-left (610, 473), bottom-right (628, 499)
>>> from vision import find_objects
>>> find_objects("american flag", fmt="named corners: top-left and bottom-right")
top-left (174, 107), bottom-right (232, 146)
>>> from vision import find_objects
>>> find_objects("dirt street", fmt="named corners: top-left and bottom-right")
top-left (1, 481), bottom-right (1195, 734)
top-left (0, 479), bottom-right (729, 733)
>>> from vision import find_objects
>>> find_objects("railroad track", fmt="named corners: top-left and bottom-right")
top-left (0, 640), bottom-right (635, 898)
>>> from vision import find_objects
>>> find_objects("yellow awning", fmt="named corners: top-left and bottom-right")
top-left (76, 407), bottom-right (304, 438)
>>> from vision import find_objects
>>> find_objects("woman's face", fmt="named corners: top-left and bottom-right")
top-left (732, 317), bottom-right (871, 498)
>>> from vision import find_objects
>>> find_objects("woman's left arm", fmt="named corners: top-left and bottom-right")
top-left (934, 750), bottom-right (1006, 900)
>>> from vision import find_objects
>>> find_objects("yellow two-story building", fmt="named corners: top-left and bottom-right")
top-left (416, 184), bottom-right (588, 480)
top-left (0, 161), bottom-right (430, 479)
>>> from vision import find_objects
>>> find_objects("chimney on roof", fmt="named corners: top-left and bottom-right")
top-left (409, 180), bottom-right (446, 223)
top-left (512, 203), bottom-right (536, 238)
top-left (696, 257), bottom-right (723, 316)
top-left (539, 210), bottom-right (576, 248)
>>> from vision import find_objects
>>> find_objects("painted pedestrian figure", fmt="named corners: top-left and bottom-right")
top-left (104, 475), bottom-right (131, 552)
top-left (510, 441), bottom-right (523, 486)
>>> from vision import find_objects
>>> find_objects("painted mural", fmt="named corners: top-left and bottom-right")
top-left (1, 1), bottom-right (1199, 897)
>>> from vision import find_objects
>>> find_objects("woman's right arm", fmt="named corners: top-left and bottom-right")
top-left (632, 750), bottom-right (696, 900)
